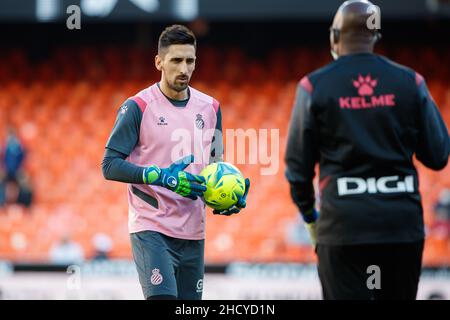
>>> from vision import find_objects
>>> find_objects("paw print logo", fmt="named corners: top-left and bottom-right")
top-left (120, 105), bottom-right (128, 114)
top-left (353, 74), bottom-right (378, 96)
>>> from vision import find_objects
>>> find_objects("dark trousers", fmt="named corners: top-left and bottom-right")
top-left (130, 231), bottom-right (204, 300)
top-left (316, 241), bottom-right (424, 300)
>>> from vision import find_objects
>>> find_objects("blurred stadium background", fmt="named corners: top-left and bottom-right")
top-left (0, 0), bottom-right (449, 299)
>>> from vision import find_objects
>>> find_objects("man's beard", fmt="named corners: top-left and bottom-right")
top-left (169, 78), bottom-right (189, 92)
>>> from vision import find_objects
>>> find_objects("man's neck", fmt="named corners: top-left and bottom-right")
top-left (339, 45), bottom-right (374, 57)
top-left (158, 80), bottom-right (189, 101)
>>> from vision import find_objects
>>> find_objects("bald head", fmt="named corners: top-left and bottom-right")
top-left (330, 0), bottom-right (381, 58)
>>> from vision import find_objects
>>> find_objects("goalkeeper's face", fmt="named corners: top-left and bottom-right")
top-left (156, 44), bottom-right (196, 93)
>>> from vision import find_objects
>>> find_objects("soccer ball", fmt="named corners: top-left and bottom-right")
top-left (200, 162), bottom-right (246, 211)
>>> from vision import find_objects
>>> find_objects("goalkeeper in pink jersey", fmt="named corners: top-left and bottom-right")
top-left (102, 25), bottom-right (250, 300)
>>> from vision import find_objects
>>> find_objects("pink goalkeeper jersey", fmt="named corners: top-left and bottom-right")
top-left (127, 83), bottom-right (219, 240)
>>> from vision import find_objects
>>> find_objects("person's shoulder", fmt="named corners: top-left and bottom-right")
top-left (113, 98), bottom-right (144, 120)
top-left (300, 58), bottom-right (344, 88)
top-left (126, 96), bottom-right (147, 114)
top-left (122, 83), bottom-right (159, 114)
top-left (308, 60), bottom-right (342, 80)
top-left (189, 86), bottom-right (220, 113)
top-left (375, 54), bottom-right (422, 85)
top-left (189, 86), bottom-right (216, 103)
top-left (296, 61), bottom-right (339, 95)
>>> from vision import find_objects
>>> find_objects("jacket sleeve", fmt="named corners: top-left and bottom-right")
top-left (415, 74), bottom-right (450, 170)
top-left (285, 77), bottom-right (319, 217)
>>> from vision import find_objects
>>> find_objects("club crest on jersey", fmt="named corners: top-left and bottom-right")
top-left (151, 268), bottom-right (163, 285)
top-left (339, 74), bottom-right (396, 109)
top-left (158, 117), bottom-right (168, 126)
top-left (195, 114), bottom-right (205, 129)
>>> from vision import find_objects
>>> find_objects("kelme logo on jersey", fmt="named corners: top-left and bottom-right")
top-left (353, 74), bottom-right (377, 96)
top-left (151, 268), bottom-right (163, 285)
top-left (339, 74), bottom-right (396, 109)
top-left (337, 175), bottom-right (414, 196)
top-left (195, 114), bottom-right (205, 129)
top-left (158, 117), bottom-right (168, 126)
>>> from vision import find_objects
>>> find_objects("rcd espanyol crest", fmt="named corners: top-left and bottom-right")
top-left (151, 268), bottom-right (163, 285)
top-left (195, 114), bottom-right (205, 129)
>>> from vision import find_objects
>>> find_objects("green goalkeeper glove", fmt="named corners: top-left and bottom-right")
top-left (143, 155), bottom-right (206, 200)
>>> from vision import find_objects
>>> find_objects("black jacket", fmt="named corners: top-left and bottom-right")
top-left (285, 53), bottom-right (450, 245)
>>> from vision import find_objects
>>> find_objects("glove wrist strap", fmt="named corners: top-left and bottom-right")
top-left (143, 165), bottom-right (162, 185)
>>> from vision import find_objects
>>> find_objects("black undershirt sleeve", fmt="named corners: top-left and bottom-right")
top-left (102, 148), bottom-right (145, 184)
top-left (102, 99), bottom-right (146, 184)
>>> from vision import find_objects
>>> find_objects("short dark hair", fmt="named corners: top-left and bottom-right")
top-left (158, 25), bottom-right (197, 54)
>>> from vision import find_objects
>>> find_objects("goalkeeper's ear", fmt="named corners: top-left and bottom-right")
top-left (155, 54), bottom-right (163, 71)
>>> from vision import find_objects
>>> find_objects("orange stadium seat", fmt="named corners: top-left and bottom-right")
top-left (0, 45), bottom-right (449, 265)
